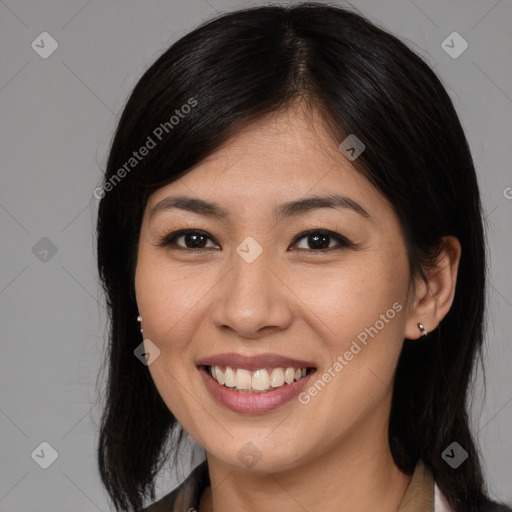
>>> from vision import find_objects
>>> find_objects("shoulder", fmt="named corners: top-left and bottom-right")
top-left (142, 460), bottom-right (210, 512)
top-left (434, 481), bottom-right (512, 512)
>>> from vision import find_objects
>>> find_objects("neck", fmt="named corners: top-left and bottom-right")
top-left (199, 416), bottom-right (412, 512)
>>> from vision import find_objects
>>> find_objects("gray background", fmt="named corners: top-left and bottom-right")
top-left (1, 0), bottom-right (511, 510)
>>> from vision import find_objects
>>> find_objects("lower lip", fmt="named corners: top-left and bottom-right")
top-left (198, 366), bottom-right (316, 414)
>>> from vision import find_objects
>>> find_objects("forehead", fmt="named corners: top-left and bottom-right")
top-left (147, 105), bottom-right (387, 219)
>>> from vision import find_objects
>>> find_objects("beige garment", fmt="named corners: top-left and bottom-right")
top-left (144, 458), bottom-right (448, 511)
top-left (397, 459), bottom-right (435, 511)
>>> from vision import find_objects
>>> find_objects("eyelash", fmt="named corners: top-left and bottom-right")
top-left (156, 229), bottom-right (353, 253)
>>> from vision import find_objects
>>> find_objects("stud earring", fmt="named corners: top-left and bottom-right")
top-left (417, 322), bottom-right (428, 338)
top-left (137, 314), bottom-right (143, 335)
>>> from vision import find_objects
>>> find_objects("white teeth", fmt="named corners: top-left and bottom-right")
top-left (214, 366), bottom-right (225, 385)
top-left (284, 367), bottom-right (295, 384)
top-left (235, 369), bottom-right (252, 390)
top-left (208, 365), bottom-right (309, 391)
top-left (223, 367), bottom-right (236, 387)
top-left (270, 368), bottom-right (285, 387)
top-left (252, 369), bottom-right (270, 391)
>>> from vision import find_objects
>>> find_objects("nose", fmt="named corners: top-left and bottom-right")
top-left (210, 246), bottom-right (293, 340)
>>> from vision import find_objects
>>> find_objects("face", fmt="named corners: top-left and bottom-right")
top-left (135, 103), bottom-right (415, 473)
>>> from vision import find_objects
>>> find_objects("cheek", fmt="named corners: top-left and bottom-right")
top-left (135, 252), bottom-right (205, 420)
top-left (296, 262), bottom-right (407, 432)
top-left (135, 244), bottom-right (202, 342)
top-left (314, 267), bottom-right (408, 424)
top-left (296, 253), bottom-right (407, 348)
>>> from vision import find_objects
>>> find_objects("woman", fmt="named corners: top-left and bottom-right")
top-left (95, 3), bottom-right (511, 511)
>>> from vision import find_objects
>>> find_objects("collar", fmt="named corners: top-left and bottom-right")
top-left (397, 459), bottom-right (435, 511)
top-left (144, 458), bottom-right (437, 512)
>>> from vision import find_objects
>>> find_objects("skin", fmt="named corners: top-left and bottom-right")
top-left (134, 100), bottom-right (461, 512)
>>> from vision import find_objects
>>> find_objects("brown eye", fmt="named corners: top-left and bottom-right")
top-left (158, 230), bottom-right (219, 250)
top-left (290, 230), bottom-right (353, 251)
top-left (157, 228), bottom-right (352, 252)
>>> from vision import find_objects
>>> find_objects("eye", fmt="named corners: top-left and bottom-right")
top-left (157, 229), bottom-right (219, 250)
top-left (290, 229), bottom-right (353, 252)
top-left (157, 228), bottom-right (352, 252)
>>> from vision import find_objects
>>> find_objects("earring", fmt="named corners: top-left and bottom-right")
top-left (137, 314), bottom-right (143, 335)
top-left (417, 322), bottom-right (428, 338)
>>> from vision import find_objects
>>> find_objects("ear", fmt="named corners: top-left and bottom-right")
top-left (404, 236), bottom-right (461, 340)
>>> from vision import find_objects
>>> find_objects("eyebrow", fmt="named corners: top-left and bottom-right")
top-left (149, 193), bottom-right (370, 222)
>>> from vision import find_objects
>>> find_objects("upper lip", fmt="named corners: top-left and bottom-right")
top-left (198, 353), bottom-right (317, 371)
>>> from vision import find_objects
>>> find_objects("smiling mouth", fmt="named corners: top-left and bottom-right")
top-left (202, 365), bottom-right (316, 394)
